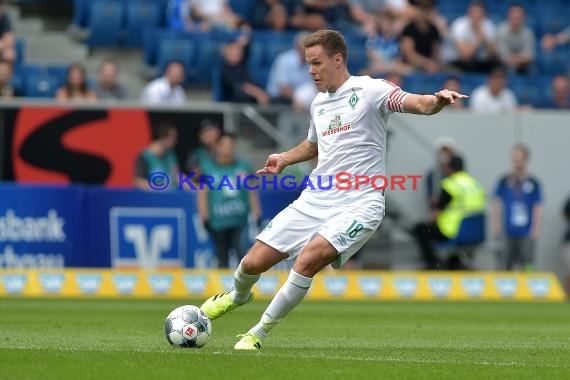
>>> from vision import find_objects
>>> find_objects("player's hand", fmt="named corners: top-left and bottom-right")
top-left (434, 89), bottom-right (468, 105)
top-left (257, 153), bottom-right (288, 175)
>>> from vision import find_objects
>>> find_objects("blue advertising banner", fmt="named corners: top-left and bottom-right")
top-left (0, 184), bottom-right (301, 269)
top-left (85, 188), bottom-right (208, 268)
top-left (0, 184), bottom-right (86, 268)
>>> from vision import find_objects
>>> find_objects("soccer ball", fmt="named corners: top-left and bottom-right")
top-left (164, 305), bottom-right (212, 348)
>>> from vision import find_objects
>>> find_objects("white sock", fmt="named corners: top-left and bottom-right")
top-left (232, 262), bottom-right (260, 304)
top-left (249, 269), bottom-right (312, 340)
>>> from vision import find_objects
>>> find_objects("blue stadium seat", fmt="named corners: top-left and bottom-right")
top-left (347, 43), bottom-right (368, 75)
top-left (87, 0), bottom-right (124, 48)
top-left (461, 73), bottom-right (487, 94)
top-left (229, 0), bottom-right (254, 23)
top-left (124, 0), bottom-right (162, 47)
top-left (142, 28), bottom-right (180, 66)
top-left (156, 38), bottom-right (195, 76)
top-left (10, 70), bottom-right (24, 96)
top-left (536, 46), bottom-right (569, 74)
top-left (15, 39), bottom-right (25, 66)
top-left (46, 65), bottom-right (70, 86)
top-left (72, 0), bottom-right (90, 28)
top-left (189, 39), bottom-right (222, 86)
top-left (437, 213), bottom-right (486, 248)
top-left (247, 31), bottom-right (294, 87)
top-left (211, 61), bottom-right (227, 102)
top-left (535, 6), bottom-right (570, 36)
top-left (24, 73), bottom-right (61, 98)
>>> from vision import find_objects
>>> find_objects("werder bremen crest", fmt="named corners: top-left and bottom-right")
top-left (329, 114), bottom-right (342, 129)
top-left (349, 91), bottom-right (359, 109)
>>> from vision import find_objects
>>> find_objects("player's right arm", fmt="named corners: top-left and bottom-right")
top-left (257, 139), bottom-right (318, 175)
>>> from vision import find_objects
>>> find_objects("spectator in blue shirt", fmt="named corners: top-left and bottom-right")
top-left (492, 144), bottom-right (543, 271)
top-left (266, 31), bottom-right (312, 104)
top-left (167, 0), bottom-right (197, 32)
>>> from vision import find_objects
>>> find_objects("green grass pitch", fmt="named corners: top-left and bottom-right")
top-left (1, 299), bottom-right (569, 380)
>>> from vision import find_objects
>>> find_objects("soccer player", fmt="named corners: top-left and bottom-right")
top-left (200, 29), bottom-right (467, 350)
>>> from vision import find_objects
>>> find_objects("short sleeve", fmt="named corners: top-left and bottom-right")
top-left (365, 77), bottom-right (409, 114)
top-left (533, 178), bottom-right (543, 203)
top-left (307, 119), bottom-right (317, 142)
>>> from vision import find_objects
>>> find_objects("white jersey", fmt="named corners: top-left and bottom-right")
top-left (298, 75), bottom-right (409, 207)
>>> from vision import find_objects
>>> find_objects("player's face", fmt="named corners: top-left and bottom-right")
top-left (305, 45), bottom-right (342, 93)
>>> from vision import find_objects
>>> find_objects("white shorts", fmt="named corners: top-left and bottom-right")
top-left (256, 198), bottom-right (384, 269)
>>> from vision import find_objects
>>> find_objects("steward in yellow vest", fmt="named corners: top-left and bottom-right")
top-left (413, 155), bottom-right (486, 269)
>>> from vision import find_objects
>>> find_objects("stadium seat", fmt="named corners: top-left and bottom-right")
top-left (435, 213), bottom-right (486, 269)
top-left (10, 70), bottom-right (24, 96)
top-left (347, 43), bottom-right (368, 75)
top-left (142, 28), bottom-right (180, 66)
top-left (24, 73), bottom-right (61, 98)
top-left (188, 39), bottom-right (222, 86)
top-left (211, 61), bottom-right (227, 102)
top-left (156, 38), bottom-right (195, 76)
top-left (72, 0), bottom-right (90, 28)
top-left (124, 0), bottom-right (162, 47)
top-left (536, 46), bottom-right (569, 74)
top-left (46, 65), bottom-right (70, 86)
top-left (228, 0), bottom-right (254, 24)
top-left (15, 39), bottom-right (25, 66)
top-left (247, 32), bottom-right (293, 87)
top-left (86, 0), bottom-right (124, 48)
top-left (535, 6), bottom-right (570, 36)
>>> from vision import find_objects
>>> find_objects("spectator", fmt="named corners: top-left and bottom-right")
top-left (94, 58), bottom-right (129, 101)
top-left (190, 0), bottom-right (250, 32)
top-left (0, 0), bottom-right (16, 64)
top-left (134, 122), bottom-right (179, 191)
top-left (410, 0), bottom-right (448, 37)
top-left (400, 0), bottom-right (442, 73)
top-left (425, 137), bottom-right (457, 211)
top-left (275, 80), bottom-right (318, 146)
top-left (492, 144), bottom-right (543, 271)
top-left (441, 76), bottom-right (465, 109)
top-left (290, 0), bottom-right (355, 32)
top-left (496, 4), bottom-right (535, 75)
top-left (448, 1), bottom-right (499, 73)
top-left (0, 59), bottom-right (17, 98)
top-left (536, 75), bottom-right (570, 109)
top-left (140, 61), bottom-right (186, 105)
top-left (412, 155), bottom-right (486, 270)
top-left (198, 132), bottom-right (262, 268)
top-left (167, 0), bottom-right (199, 32)
top-left (470, 66), bottom-right (518, 112)
top-left (185, 118), bottom-right (222, 180)
top-left (563, 196), bottom-right (570, 295)
top-left (266, 31), bottom-right (312, 104)
top-left (360, 11), bottom-right (413, 76)
top-left (252, 0), bottom-right (294, 31)
top-left (346, 0), bottom-right (415, 36)
top-left (55, 62), bottom-right (97, 102)
top-left (541, 25), bottom-right (570, 52)
top-left (220, 39), bottom-right (269, 105)
top-left (292, 81), bottom-right (318, 113)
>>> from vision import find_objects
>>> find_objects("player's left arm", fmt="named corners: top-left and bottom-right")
top-left (402, 90), bottom-right (468, 115)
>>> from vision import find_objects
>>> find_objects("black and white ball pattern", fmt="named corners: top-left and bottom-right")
top-left (164, 305), bottom-right (212, 348)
